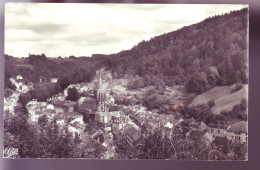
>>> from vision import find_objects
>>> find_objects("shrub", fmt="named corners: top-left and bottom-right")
top-left (207, 99), bottom-right (216, 108)
top-left (231, 83), bottom-right (243, 93)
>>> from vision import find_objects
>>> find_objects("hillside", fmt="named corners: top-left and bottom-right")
top-left (189, 84), bottom-right (248, 115)
top-left (5, 8), bottom-right (249, 99)
top-left (103, 8), bottom-right (248, 94)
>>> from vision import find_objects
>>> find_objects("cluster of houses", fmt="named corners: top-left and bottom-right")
top-left (6, 72), bottom-right (248, 156)
top-left (9, 75), bottom-right (34, 93)
top-left (4, 91), bottom-right (20, 114)
top-left (180, 118), bottom-right (248, 146)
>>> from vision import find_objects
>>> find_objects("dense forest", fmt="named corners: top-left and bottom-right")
top-left (5, 8), bottom-right (248, 95)
top-left (104, 8), bottom-right (248, 94)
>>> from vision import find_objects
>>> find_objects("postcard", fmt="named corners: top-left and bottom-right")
top-left (4, 3), bottom-right (248, 160)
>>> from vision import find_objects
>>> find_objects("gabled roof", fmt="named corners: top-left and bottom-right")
top-left (203, 132), bottom-right (214, 143)
top-left (126, 126), bottom-right (138, 137)
top-left (110, 111), bottom-right (121, 117)
top-left (78, 96), bottom-right (96, 105)
top-left (227, 121), bottom-right (247, 133)
top-left (182, 119), bottom-right (194, 125)
top-left (64, 112), bottom-right (83, 117)
top-left (208, 123), bottom-right (229, 129)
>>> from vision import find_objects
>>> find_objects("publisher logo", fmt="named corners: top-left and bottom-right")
top-left (4, 148), bottom-right (19, 158)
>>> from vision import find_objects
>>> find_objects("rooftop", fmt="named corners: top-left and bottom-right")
top-left (78, 96), bottom-right (96, 105)
top-left (227, 121), bottom-right (247, 133)
top-left (208, 123), bottom-right (229, 129)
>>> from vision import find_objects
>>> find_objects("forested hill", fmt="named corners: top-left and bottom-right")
top-left (5, 8), bottom-right (248, 95)
top-left (104, 8), bottom-right (248, 94)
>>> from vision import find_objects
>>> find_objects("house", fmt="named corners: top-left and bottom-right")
top-left (77, 97), bottom-right (97, 114)
top-left (187, 129), bottom-right (214, 146)
top-left (182, 119), bottom-right (207, 130)
top-left (49, 93), bottom-right (66, 102)
top-left (95, 112), bottom-right (112, 127)
top-left (106, 96), bottom-right (115, 105)
top-left (16, 75), bottom-right (23, 80)
top-left (207, 123), bottom-right (229, 138)
top-left (79, 86), bottom-right (89, 93)
top-left (47, 104), bottom-right (54, 110)
top-left (51, 100), bottom-right (76, 112)
top-left (77, 97), bottom-right (97, 122)
top-left (54, 107), bottom-right (64, 113)
top-left (50, 78), bottom-right (59, 83)
top-left (56, 113), bottom-right (65, 126)
top-left (21, 85), bottom-right (29, 93)
top-left (68, 126), bottom-right (80, 138)
top-left (226, 121), bottom-right (248, 143)
top-left (70, 116), bottom-right (84, 125)
top-left (88, 129), bottom-right (104, 143)
top-left (111, 112), bottom-right (126, 132)
top-left (30, 110), bottom-right (45, 122)
top-left (89, 129), bottom-right (102, 138)
top-left (121, 124), bottom-right (141, 148)
top-left (64, 112), bottom-right (83, 122)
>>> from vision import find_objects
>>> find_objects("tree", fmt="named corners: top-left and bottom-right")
top-left (185, 72), bottom-right (209, 94)
top-left (66, 87), bottom-right (80, 102)
top-left (18, 92), bottom-right (32, 106)
top-left (4, 78), bottom-right (16, 90)
top-left (207, 99), bottom-right (216, 108)
top-left (38, 114), bottom-right (48, 127)
top-left (240, 98), bottom-right (247, 110)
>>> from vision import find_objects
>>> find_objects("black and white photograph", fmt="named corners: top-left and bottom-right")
top-left (3, 3), bottom-right (248, 160)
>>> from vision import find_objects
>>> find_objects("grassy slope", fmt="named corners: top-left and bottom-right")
top-left (189, 84), bottom-right (248, 115)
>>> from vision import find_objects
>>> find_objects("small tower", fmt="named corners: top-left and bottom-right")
top-left (97, 71), bottom-right (106, 112)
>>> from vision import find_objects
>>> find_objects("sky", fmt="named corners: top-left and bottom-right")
top-left (5, 3), bottom-right (247, 58)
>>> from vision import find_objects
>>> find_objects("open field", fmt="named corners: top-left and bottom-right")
top-left (190, 84), bottom-right (248, 115)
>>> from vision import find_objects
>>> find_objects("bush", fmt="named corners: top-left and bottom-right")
top-left (240, 98), bottom-right (247, 110)
top-left (207, 99), bottom-right (216, 108)
top-left (185, 94), bottom-right (196, 104)
top-left (231, 83), bottom-right (243, 93)
top-left (66, 87), bottom-right (80, 102)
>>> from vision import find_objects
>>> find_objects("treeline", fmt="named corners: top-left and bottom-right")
top-left (115, 126), bottom-right (247, 160)
top-left (5, 53), bottom-right (108, 101)
top-left (5, 8), bottom-right (248, 95)
top-left (4, 53), bottom-right (106, 89)
top-left (4, 106), bottom-right (103, 158)
top-left (104, 8), bottom-right (248, 94)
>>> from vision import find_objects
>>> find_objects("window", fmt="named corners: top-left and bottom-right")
top-left (211, 129), bottom-right (213, 132)
top-left (218, 129), bottom-right (220, 133)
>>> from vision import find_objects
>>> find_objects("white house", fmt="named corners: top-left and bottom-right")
top-left (29, 111), bottom-right (45, 123)
top-left (47, 104), bottom-right (54, 110)
top-left (50, 78), bottom-right (59, 83)
top-left (207, 121), bottom-right (248, 143)
top-left (68, 126), bottom-right (80, 138)
top-left (16, 75), bottom-right (23, 80)
top-left (70, 117), bottom-right (84, 125)
top-left (226, 121), bottom-right (248, 143)
top-left (207, 123), bottom-right (229, 138)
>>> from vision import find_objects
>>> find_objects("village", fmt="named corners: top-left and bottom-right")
top-left (4, 71), bottom-right (247, 158)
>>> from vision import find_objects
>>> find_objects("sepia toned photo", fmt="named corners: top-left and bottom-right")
top-left (4, 3), bottom-right (248, 160)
